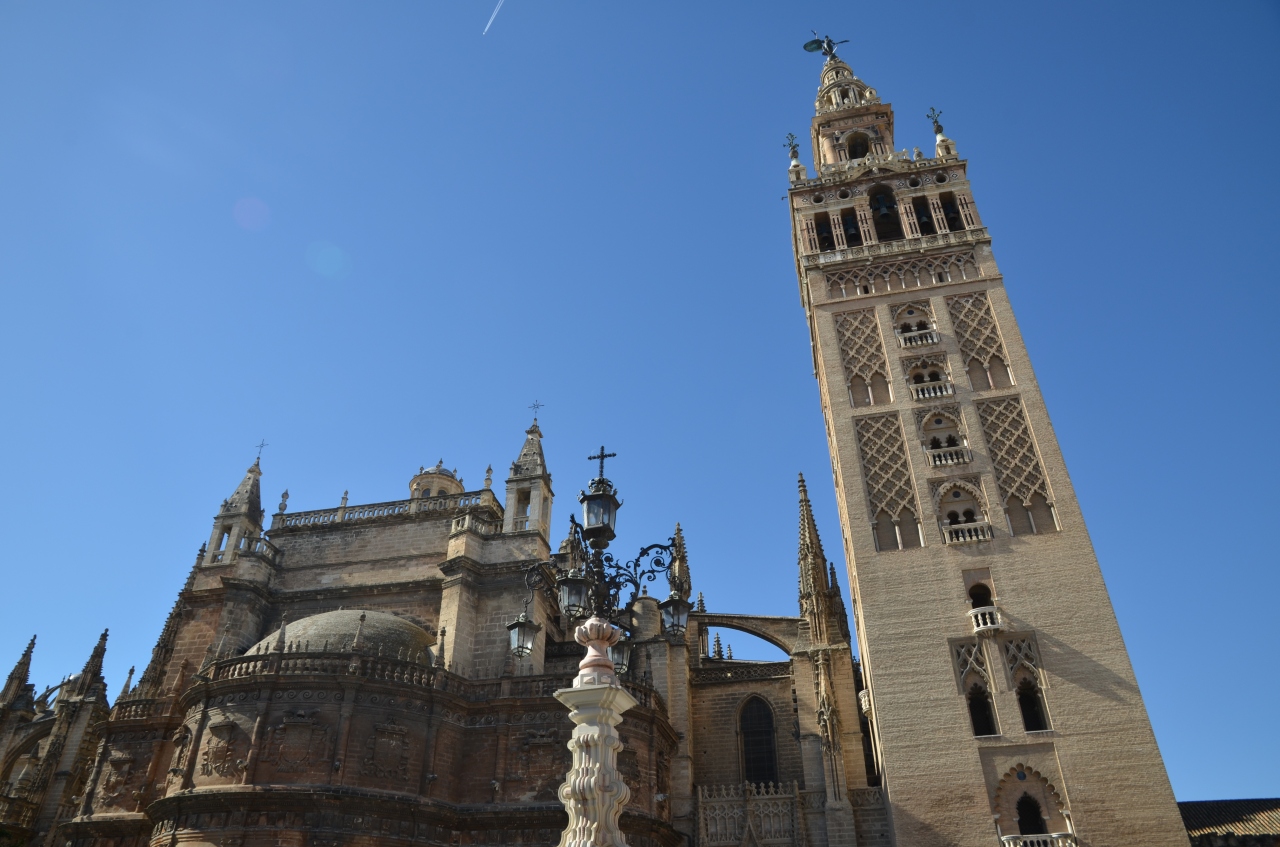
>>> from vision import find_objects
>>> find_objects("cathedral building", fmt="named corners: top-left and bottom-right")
top-left (0, 43), bottom-right (1274, 847)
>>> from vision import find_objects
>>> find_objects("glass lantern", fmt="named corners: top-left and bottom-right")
top-left (506, 613), bottom-right (541, 658)
top-left (659, 593), bottom-right (693, 637)
top-left (557, 571), bottom-right (591, 620)
top-left (608, 639), bottom-right (632, 675)
top-left (578, 482), bottom-right (621, 547)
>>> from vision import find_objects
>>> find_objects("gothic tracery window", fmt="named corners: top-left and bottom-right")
top-left (740, 697), bottom-right (778, 786)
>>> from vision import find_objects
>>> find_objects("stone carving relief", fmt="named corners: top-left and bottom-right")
top-left (954, 641), bottom-right (988, 689)
top-left (833, 309), bottom-right (888, 384)
top-left (360, 716), bottom-right (410, 780)
top-left (98, 749), bottom-right (137, 808)
top-left (263, 710), bottom-right (330, 774)
top-left (975, 398), bottom-right (1050, 507)
top-left (946, 290), bottom-right (1007, 368)
top-left (1003, 638), bottom-right (1040, 678)
top-left (199, 721), bottom-right (244, 779)
top-left (854, 414), bottom-right (919, 520)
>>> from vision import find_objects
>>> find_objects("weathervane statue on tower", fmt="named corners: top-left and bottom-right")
top-left (803, 31), bottom-right (848, 60)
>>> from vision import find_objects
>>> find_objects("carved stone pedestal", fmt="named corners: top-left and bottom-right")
top-left (554, 616), bottom-right (638, 847)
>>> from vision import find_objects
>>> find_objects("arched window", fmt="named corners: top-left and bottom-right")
top-left (846, 132), bottom-right (870, 160)
top-left (968, 584), bottom-right (993, 610)
top-left (868, 185), bottom-right (904, 242)
top-left (1017, 678), bottom-right (1050, 732)
top-left (740, 697), bottom-right (778, 786)
top-left (967, 683), bottom-right (998, 736)
top-left (1016, 794), bottom-right (1049, 836)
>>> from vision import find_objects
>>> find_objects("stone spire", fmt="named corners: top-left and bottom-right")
top-left (1, 636), bottom-right (36, 705)
top-left (667, 523), bottom-right (691, 600)
top-left (797, 474), bottom-right (833, 644)
top-left (221, 458), bottom-right (264, 521)
top-left (510, 419), bottom-right (547, 479)
top-left (72, 630), bottom-right (108, 697)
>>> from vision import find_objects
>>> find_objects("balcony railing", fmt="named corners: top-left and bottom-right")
top-left (941, 521), bottom-right (993, 545)
top-left (896, 328), bottom-right (940, 348)
top-left (273, 490), bottom-right (499, 531)
top-left (926, 446), bottom-right (972, 467)
top-left (910, 381), bottom-right (955, 400)
top-left (800, 226), bottom-right (989, 269)
top-left (968, 606), bottom-right (1003, 635)
top-left (1000, 834), bottom-right (1076, 847)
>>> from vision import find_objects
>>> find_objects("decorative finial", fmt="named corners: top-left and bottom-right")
top-left (696, 591), bottom-right (706, 613)
top-left (340, 490), bottom-right (348, 508)
top-left (278, 490), bottom-right (289, 513)
top-left (712, 633), bottom-right (723, 659)
top-left (727, 644), bottom-right (734, 660)
top-left (588, 445), bottom-right (616, 480)
top-left (927, 107), bottom-right (944, 136)
top-left (484, 465), bottom-right (493, 489)
top-left (529, 400), bottom-right (544, 419)
top-left (784, 132), bottom-right (800, 161)
top-left (255, 439), bottom-right (269, 460)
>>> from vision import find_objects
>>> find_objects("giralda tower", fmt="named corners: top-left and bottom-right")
top-left (786, 42), bottom-right (1189, 847)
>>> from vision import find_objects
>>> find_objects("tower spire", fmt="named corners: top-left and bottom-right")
top-left (797, 473), bottom-right (834, 644)
top-left (668, 523), bottom-right (692, 600)
top-left (73, 629), bottom-right (108, 697)
top-left (2, 636), bottom-right (36, 705)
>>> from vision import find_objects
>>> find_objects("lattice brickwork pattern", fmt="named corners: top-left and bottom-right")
top-left (825, 249), bottom-right (979, 297)
top-left (854, 414), bottom-right (918, 519)
top-left (834, 309), bottom-right (888, 383)
top-left (1003, 638), bottom-right (1040, 677)
top-left (976, 398), bottom-right (1049, 506)
top-left (954, 641), bottom-right (988, 686)
top-left (946, 291), bottom-right (1008, 368)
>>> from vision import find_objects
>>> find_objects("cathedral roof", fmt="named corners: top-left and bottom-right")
top-left (250, 610), bottom-right (434, 662)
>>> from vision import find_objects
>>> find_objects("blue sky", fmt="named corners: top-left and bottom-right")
top-left (0, 0), bottom-right (1276, 802)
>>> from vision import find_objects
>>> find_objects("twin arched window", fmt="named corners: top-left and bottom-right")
top-left (740, 697), bottom-right (778, 786)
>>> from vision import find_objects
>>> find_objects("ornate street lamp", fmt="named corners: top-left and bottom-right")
top-left (503, 447), bottom-right (693, 847)
top-left (506, 612), bottom-right (541, 659)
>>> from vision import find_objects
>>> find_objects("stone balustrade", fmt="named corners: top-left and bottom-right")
top-left (697, 782), bottom-right (802, 847)
top-left (942, 521), bottom-right (994, 545)
top-left (896, 328), bottom-right (940, 348)
top-left (204, 654), bottom-right (663, 709)
top-left (968, 606), bottom-right (1003, 635)
top-left (274, 490), bottom-right (498, 531)
top-left (1000, 834), bottom-right (1076, 847)
top-left (801, 227), bottom-right (988, 269)
top-left (910, 381), bottom-right (955, 400)
top-left (111, 697), bottom-right (167, 721)
top-left (926, 446), bottom-right (973, 467)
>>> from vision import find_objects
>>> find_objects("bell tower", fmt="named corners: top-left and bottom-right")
top-left (787, 42), bottom-right (1189, 847)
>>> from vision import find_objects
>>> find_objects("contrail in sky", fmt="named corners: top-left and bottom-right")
top-left (482, 0), bottom-right (506, 35)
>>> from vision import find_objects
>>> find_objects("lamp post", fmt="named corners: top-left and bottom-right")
top-left (506, 448), bottom-right (692, 847)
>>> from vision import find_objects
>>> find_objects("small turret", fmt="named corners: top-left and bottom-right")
top-left (929, 107), bottom-right (958, 160)
top-left (503, 419), bottom-right (554, 536)
top-left (203, 460), bottom-right (265, 566)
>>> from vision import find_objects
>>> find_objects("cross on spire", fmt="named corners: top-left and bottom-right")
top-left (588, 446), bottom-right (616, 479)
top-left (528, 400), bottom-right (544, 417)
top-left (255, 439), bottom-right (269, 459)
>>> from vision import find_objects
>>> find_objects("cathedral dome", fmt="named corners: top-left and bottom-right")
top-left (411, 460), bottom-right (465, 498)
top-left (251, 610), bottom-right (434, 661)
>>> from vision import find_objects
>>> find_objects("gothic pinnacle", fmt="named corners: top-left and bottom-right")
top-left (2, 635), bottom-right (36, 704)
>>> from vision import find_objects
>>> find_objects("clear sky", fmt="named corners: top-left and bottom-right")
top-left (0, 0), bottom-right (1276, 802)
